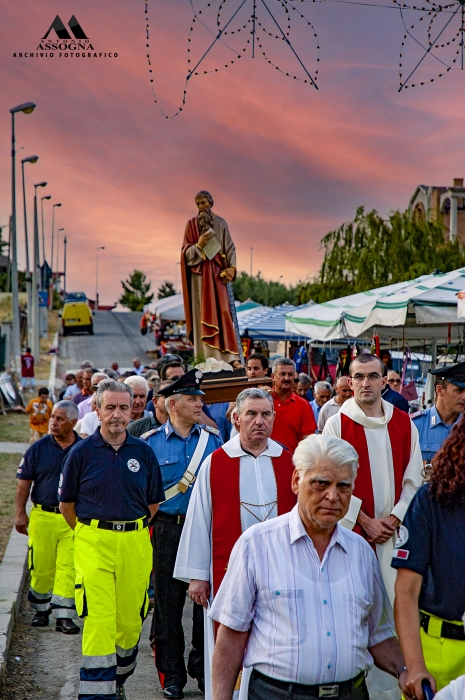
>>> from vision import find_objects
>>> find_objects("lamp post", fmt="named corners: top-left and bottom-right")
top-left (40, 194), bottom-right (51, 270)
top-left (50, 203), bottom-right (61, 308)
top-left (95, 246), bottom-right (105, 312)
top-left (32, 181), bottom-right (47, 361)
top-left (10, 101), bottom-right (36, 372)
top-left (56, 228), bottom-right (64, 293)
top-left (63, 235), bottom-right (68, 299)
top-left (21, 154), bottom-right (39, 348)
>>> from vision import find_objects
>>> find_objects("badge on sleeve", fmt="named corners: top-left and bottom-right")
top-left (393, 549), bottom-right (409, 560)
top-left (395, 525), bottom-right (409, 548)
top-left (127, 459), bottom-right (140, 473)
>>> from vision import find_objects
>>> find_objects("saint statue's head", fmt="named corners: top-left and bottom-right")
top-left (195, 190), bottom-right (214, 212)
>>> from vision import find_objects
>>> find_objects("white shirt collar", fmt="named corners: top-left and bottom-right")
top-left (288, 504), bottom-right (349, 554)
top-left (222, 433), bottom-right (283, 458)
top-left (339, 396), bottom-right (394, 429)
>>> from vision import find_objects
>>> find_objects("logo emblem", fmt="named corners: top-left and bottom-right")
top-left (42, 15), bottom-right (88, 40)
top-left (195, 370), bottom-right (202, 382)
top-left (127, 459), bottom-right (140, 473)
top-left (395, 525), bottom-right (409, 548)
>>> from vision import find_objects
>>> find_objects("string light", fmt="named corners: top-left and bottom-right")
top-left (145, 0), bottom-right (319, 118)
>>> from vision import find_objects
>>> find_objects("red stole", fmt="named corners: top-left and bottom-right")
top-left (180, 216), bottom-right (239, 354)
top-left (340, 407), bottom-right (411, 537)
top-left (210, 446), bottom-right (296, 596)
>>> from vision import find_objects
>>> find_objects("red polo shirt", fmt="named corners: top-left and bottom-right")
top-left (271, 390), bottom-right (317, 453)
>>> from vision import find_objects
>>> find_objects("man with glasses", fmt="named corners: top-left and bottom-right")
top-left (323, 353), bottom-right (423, 700)
top-left (382, 370), bottom-right (409, 413)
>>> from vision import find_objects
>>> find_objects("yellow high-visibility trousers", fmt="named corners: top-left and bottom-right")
top-left (421, 613), bottom-right (465, 691)
top-left (74, 519), bottom-right (152, 700)
top-left (27, 506), bottom-right (76, 619)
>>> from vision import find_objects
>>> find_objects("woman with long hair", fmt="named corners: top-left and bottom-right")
top-left (392, 417), bottom-right (465, 700)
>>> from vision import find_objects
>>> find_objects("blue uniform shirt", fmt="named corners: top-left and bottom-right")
top-left (392, 483), bottom-right (465, 621)
top-left (16, 432), bottom-right (81, 508)
top-left (59, 428), bottom-right (165, 521)
top-left (310, 399), bottom-right (320, 424)
top-left (411, 405), bottom-right (461, 461)
top-left (381, 386), bottom-right (410, 413)
top-left (144, 419), bottom-right (222, 516)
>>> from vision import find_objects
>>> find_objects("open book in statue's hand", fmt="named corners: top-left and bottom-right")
top-left (201, 229), bottom-right (221, 260)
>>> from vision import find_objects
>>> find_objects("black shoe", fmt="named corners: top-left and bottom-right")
top-left (55, 618), bottom-right (80, 634)
top-left (197, 678), bottom-right (205, 694)
top-left (116, 686), bottom-right (127, 700)
top-left (163, 686), bottom-right (184, 699)
top-left (32, 611), bottom-right (50, 627)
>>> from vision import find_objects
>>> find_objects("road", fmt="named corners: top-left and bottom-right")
top-left (59, 311), bottom-right (157, 371)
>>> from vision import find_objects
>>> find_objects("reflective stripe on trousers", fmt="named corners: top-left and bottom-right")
top-left (27, 507), bottom-right (76, 618)
top-left (74, 521), bottom-right (152, 699)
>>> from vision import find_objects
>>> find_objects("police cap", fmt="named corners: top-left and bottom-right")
top-left (429, 360), bottom-right (465, 389)
top-left (157, 368), bottom-right (205, 397)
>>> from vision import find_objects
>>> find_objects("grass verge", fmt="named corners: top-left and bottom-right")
top-left (0, 453), bottom-right (21, 565)
top-left (0, 413), bottom-right (30, 443)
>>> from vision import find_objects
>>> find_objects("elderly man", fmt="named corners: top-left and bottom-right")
top-left (174, 387), bottom-right (296, 700)
top-left (382, 371), bottom-right (409, 413)
top-left (209, 434), bottom-right (409, 700)
top-left (59, 379), bottom-right (164, 700)
top-left (78, 372), bottom-right (109, 419)
top-left (128, 379), bottom-right (173, 438)
top-left (143, 370), bottom-right (223, 699)
top-left (73, 368), bottom-right (94, 406)
top-left (310, 380), bottom-right (332, 424)
top-left (270, 358), bottom-right (316, 453)
top-left (15, 400), bottom-right (81, 632)
top-left (296, 373), bottom-right (313, 402)
top-left (317, 376), bottom-right (352, 432)
top-left (124, 375), bottom-right (150, 422)
top-left (132, 357), bottom-right (143, 375)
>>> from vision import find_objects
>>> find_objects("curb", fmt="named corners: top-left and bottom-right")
top-left (0, 518), bottom-right (29, 692)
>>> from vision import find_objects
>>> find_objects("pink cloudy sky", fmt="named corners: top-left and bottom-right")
top-left (2, 0), bottom-right (465, 305)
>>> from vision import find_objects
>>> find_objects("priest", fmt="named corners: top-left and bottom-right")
top-left (323, 352), bottom-right (423, 700)
top-left (173, 387), bottom-right (296, 700)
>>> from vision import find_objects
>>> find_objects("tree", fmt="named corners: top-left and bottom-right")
top-left (157, 281), bottom-right (177, 299)
top-left (232, 272), bottom-right (297, 306)
top-left (119, 270), bottom-right (154, 311)
top-left (297, 207), bottom-right (465, 304)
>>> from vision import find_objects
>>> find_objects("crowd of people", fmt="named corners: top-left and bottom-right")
top-left (13, 349), bottom-right (465, 700)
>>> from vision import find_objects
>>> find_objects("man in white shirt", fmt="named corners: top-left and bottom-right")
top-left (317, 376), bottom-right (352, 432)
top-left (209, 434), bottom-right (409, 700)
top-left (174, 387), bottom-right (296, 700)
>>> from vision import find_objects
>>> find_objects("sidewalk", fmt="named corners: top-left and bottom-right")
top-left (0, 443), bottom-right (29, 454)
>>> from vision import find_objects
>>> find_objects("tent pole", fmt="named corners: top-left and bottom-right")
top-left (431, 339), bottom-right (437, 371)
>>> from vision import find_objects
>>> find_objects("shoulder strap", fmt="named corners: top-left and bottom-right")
top-left (164, 428), bottom-right (210, 502)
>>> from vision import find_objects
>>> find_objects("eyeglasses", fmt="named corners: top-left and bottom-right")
top-left (350, 373), bottom-right (383, 382)
top-left (388, 379), bottom-right (401, 385)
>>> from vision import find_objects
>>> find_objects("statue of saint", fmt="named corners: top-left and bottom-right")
top-left (181, 191), bottom-right (240, 364)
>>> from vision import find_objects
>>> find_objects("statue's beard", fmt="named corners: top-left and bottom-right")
top-left (198, 208), bottom-right (214, 235)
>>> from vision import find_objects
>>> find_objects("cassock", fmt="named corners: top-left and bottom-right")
top-left (323, 397), bottom-right (423, 700)
top-left (174, 434), bottom-right (296, 700)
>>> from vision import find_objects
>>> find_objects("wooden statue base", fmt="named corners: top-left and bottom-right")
top-left (201, 370), bottom-right (272, 404)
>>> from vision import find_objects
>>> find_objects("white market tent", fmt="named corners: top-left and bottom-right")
top-left (285, 268), bottom-right (465, 343)
top-left (145, 293), bottom-right (185, 321)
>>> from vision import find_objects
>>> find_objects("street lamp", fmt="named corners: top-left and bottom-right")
top-left (32, 181), bottom-right (47, 361)
top-left (50, 203), bottom-right (61, 309)
top-left (10, 101), bottom-right (36, 372)
top-left (63, 235), bottom-right (68, 299)
top-left (95, 246), bottom-right (105, 312)
top-left (20, 154), bottom-right (39, 348)
top-left (40, 194), bottom-right (51, 269)
top-left (56, 228), bottom-right (64, 289)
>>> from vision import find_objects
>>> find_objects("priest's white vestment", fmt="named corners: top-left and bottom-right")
top-left (323, 397), bottom-right (423, 700)
top-left (174, 434), bottom-right (295, 700)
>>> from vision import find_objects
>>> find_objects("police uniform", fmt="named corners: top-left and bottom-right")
top-left (412, 362), bottom-right (465, 463)
top-left (16, 432), bottom-right (81, 626)
top-left (59, 428), bottom-right (164, 700)
top-left (392, 483), bottom-right (465, 691)
top-left (143, 369), bottom-right (222, 696)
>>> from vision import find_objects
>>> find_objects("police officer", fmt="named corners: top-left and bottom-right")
top-left (412, 362), bottom-right (465, 472)
top-left (15, 400), bottom-right (81, 632)
top-left (59, 379), bottom-right (165, 700)
top-left (143, 369), bottom-right (222, 700)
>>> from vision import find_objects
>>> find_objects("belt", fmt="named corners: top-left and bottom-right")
top-left (79, 517), bottom-right (148, 532)
top-left (252, 670), bottom-right (366, 698)
top-left (34, 504), bottom-right (61, 514)
top-left (154, 512), bottom-right (186, 525)
top-left (420, 611), bottom-right (465, 641)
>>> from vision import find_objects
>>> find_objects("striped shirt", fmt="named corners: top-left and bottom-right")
top-left (209, 505), bottom-right (395, 685)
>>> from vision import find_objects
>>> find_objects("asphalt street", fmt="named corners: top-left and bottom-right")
top-left (58, 311), bottom-right (156, 372)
